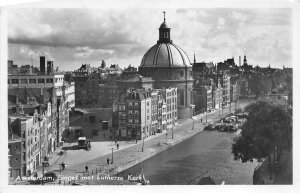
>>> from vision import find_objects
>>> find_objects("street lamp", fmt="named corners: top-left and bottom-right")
top-left (111, 148), bottom-right (114, 164)
top-left (41, 161), bottom-right (45, 185)
top-left (172, 118), bottom-right (174, 139)
top-left (165, 132), bottom-right (168, 143)
top-left (142, 135), bottom-right (145, 152)
top-left (222, 103), bottom-right (224, 115)
top-left (142, 127), bottom-right (145, 152)
top-left (191, 117), bottom-right (195, 130)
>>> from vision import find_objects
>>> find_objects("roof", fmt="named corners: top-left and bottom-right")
top-left (197, 176), bottom-right (216, 185)
top-left (140, 43), bottom-right (190, 67)
top-left (160, 22), bottom-right (169, 29)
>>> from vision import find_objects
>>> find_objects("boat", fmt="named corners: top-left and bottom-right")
top-left (186, 171), bottom-right (223, 185)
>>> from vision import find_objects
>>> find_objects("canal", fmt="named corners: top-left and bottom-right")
top-left (121, 130), bottom-right (259, 185)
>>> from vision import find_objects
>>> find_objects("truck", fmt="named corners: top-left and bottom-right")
top-left (78, 137), bottom-right (91, 150)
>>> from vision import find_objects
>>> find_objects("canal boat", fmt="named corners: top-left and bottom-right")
top-left (186, 171), bottom-right (217, 185)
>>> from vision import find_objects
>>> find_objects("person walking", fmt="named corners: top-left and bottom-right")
top-left (61, 162), bottom-right (66, 170)
top-left (85, 165), bottom-right (88, 173)
top-left (117, 143), bottom-right (119, 150)
top-left (136, 138), bottom-right (138, 144)
top-left (107, 158), bottom-right (110, 165)
top-left (201, 118), bottom-right (202, 123)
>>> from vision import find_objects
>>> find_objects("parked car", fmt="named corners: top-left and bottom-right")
top-left (204, 124), bottom-right (215, 131)
top-left (44, 172), bottom-right (57, 182)
top-left (227, 125), bottom-right (237, 132)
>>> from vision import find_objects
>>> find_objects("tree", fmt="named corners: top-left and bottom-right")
top-left (248, 74), bottom-right (272, 97)
top-left (232, 97), bottom-right (292, 178)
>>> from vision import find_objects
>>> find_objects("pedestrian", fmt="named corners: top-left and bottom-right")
top-left (107, 158), bottom-right (110, 165)
top-left (85, 165), bottom-right (88, 172)
top-left (61, 162), bottom-right (66, 170)
top-left (117, 143), bottom-right (119, 150)
top-left (136, 138), bottom-right (138, 144)
top-left (201, 118), bottom-right (202, 123)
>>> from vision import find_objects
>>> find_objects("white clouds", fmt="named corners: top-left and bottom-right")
top-left (7, 8), bottom-right (292, 70)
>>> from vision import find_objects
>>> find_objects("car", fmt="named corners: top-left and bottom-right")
top-left (204, 124), bottom-right (215, 131)
top-left (43, 172), bottom-right (57, 182)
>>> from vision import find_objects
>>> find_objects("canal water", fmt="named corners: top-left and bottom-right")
top-left (120, 130), bottom-right (258, 185)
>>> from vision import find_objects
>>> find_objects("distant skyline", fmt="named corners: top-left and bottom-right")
top-left (8, 8), bottom-right (292, 71)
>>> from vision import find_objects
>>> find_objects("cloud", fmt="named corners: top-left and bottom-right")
top-left (8, 8), bottom-right (292, 70)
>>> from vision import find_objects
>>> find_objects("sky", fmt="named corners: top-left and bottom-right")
top-left (7, 7), bottom-right (292, 71)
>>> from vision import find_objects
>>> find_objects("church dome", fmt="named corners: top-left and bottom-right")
top-left (140, 43), bottom-right (190, 67)
top-left (140, 12), bottom-right (190, 67)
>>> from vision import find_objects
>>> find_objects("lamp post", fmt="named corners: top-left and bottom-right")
top-left (142, 135), bottom-right (145, 152)
top-left (142, 127), bottom-right (145, 152)
top-left (191, 117), bottom-right (194, 130)
top-left (111, 148), bottom-right (114, 164)
top-left (42, 161), bottom-right (45, 185)
top-left (166, 132), bottom-right (168, 143)
top-left (172, 118), bottom-right (174, 139)
top-left (222, 102), bottom-right (224, 115)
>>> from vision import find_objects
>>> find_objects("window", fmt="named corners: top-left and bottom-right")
top-left (128, 103), bottom-right (133, 107)
top-left (8, 79), bottom-right (10, 84)
top-left (23, 152), bottom-right (26, 161)
top-left (147, 102), bottom-right (149, 106)
top-left (134, 111), bottom-right (139, 115)
top-left (22, 141), bottom-right (25, 149)
top-left (135, 119), bottom-right (139, 124)
top-left (147, 116), bottom-right (149, 120)
top-left (128, 119), bottom-right (133, 123)
top-left (119, 105), bottom-right (125, 111)
top-left (129, 110), bottom-right (133, 115)
top-left (38, 78), bottom-right (45, 83)
top-left (20, 79), bottom-right (28, 84)
top-left (89, 116), bottom-right (96, 123)
top-left (134, 103), bottom-right (139, 107)
top-left (46, 78), bottom-right (53, 83)
top-left (29, 79), bottom-right (36, 84)
top-left (11, 79), bottom-right (19, 84)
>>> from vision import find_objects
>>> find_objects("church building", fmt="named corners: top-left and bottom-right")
top-left (139, 12), bottom-right (194, 119)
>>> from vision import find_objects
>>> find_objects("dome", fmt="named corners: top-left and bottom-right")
top-left (140, 43), bottom-right (191, 67)
top-left (160, 22), bottom-right (169, 29)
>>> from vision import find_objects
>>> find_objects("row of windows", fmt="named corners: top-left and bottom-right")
top-left (166, 90), bottom-right (177, 97)
top-left (128, 110), bottom-right (139, 115)
top-left (128, 119), bottom-right (140, 124)
top-left (8, 78), bottom-right (54, 84)
top-left (128, 102), bottom-right (139, 107)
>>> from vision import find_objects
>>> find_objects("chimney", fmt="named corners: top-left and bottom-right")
top-left (47, 61), bottom-right (53, 75)
top-left (40, 56), bottom-right (46, 74)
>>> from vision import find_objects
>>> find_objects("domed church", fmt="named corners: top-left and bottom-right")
top-left (139, 12), bottom-right (194, 119)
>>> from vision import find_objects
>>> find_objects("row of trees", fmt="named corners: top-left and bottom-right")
top-left (231, 97), bottom-right (292, 179)
top-left (248, 69), bottom-right (292, 99)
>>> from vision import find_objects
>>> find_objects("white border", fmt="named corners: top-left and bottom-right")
top-left (1, 1), bottom-right (299, 193)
